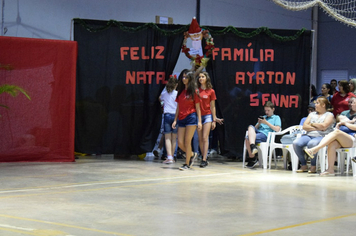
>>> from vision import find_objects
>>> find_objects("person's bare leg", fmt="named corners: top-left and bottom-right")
top-left (177, 127), bottom-right (186, 152)
top-left (165, 133), bottom-right (172, 157)
top-left (184, 125), bottom-right (197, 165)
top-left (248, 126), bottom-right (257, 146)
top-left (324, 140), bottom-right (340, 174)
top-left (198, 127), bottom-right (204, 159)
top-left (172, 133), bottom-right (177, 159)
top-left (163, 133), bottom-right (175, 163)
top-left (198, 122), bottom-right (212, 161)
top-left (246, 126), bottom-right (257, 158)
top-left (306, 130), bottom-right (353, 156)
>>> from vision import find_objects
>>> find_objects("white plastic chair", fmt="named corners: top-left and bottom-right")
top-left (242, 130), bottom-right (276, 169)
top-left (335, 147), bottom-right (355, 175)
top-left (320, 147), bottom-right (355, 175)
top-left (268, 125), bottom-right (302, 171)
top-left (351, 159), bottom-right (356, 177)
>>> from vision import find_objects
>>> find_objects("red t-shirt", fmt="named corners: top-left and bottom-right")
top-left (331, 92), bottom-right (356, 117)
top-left (176, 89), bottom-right (200, 120)
top-left (199, 88), bottom-right (217, 116)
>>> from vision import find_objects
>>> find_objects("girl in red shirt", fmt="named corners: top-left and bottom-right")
top-left (197, 72), bottom-right (224, 167)
top-left (172, 69), bottom-right (202, 170)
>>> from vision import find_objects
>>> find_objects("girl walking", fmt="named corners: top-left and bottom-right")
top-left (159, 75), bottom-right (178, 164)
top-left (197, 72), bottom-right (223, 167)
top-left (172, 69), bottom-right (202, 170)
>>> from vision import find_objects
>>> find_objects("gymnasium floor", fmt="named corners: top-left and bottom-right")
top-left (0, 155), bottom-right (355, 236)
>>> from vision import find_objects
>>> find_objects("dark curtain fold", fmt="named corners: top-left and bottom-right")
top-left (206, 28), bottom-right (311, 155)
top-left (74, 20), bottom-right (184, 155)
top-left (74, 19), bottom-right (311, 157)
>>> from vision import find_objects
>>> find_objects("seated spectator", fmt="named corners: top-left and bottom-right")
top-left (331, 80), bottom-right (356, 117)
top-left (279, 102), bottom-right (315, 170)
top-left (304, 108), bottom-right (356, 176)
top-left (336, 115), bottom-right (356, 136)
top-left (330, 79), bottom-right (338, 95)
top-left (318, 83), bottom-right (333, 102)
top-left (310, 84), bottom-right (319, 103)
top-left (245, 101), bottom-right (281, 169)
top-left (340, 97), bottom-right (356, 120)
top-left (293, 97), bottom-right (335, 173)
top-left (299, 102), bottom-right (316, 126)
top-left (349, 78), bottom-right (356, 95)
top-left (280, 102), bottom-right (316, 145)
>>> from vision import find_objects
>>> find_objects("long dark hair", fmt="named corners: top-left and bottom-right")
top-left (177, 69), bottom-right (190, 95)
top-left (311, 84), bottom-right (318, 97)
top-left (197, 72), bottom-right (213, 89)
top-left (177, 70), bottom-right (198, 100)
top-left (322, 83), bottom-right (332, 95)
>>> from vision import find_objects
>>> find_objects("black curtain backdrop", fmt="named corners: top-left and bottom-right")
top-left (74, 19), bottom-right (311, 156)
top-left (74, 19), bottom-right (185, 155)
top-left (206, 27), bottom-right (311, 155)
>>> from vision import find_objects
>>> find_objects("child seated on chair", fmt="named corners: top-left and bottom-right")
top-left (245, 101), bottom-right (281, 169)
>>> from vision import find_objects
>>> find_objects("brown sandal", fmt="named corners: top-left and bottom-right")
top-left (308, 166), bottom-right (316, 173)
top-left (296, 165), bottom-right (308, 173)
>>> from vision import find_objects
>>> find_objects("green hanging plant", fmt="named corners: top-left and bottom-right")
top-left (73, 18), bottom-right (306, 42)
top-left (0, 64), bottom-right (31, 116)
top-left (0, 84), bottom-right (31, 108)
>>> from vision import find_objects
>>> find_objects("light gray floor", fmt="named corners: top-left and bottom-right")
top-left (0, 155), bottom-right (355, 236)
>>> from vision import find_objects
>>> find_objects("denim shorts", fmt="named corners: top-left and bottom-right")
top-left (178, 112), bottom-right (197, 128)
top-left (163, 113), bottom-right (177, 134)
top-left (202, 114), bottom-right (213, 125)
top-left (245, 125), bottom-right (267, 143)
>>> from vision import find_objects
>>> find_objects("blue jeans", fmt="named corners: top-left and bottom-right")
top-left (292, 135), bottom-right (323, 166)
top-left (245, 125), bottom-right (267, 143)
top-left (178, 112), bottom-right (197, 127)
top-left (201, 114), bottom-right (213, 125)
top-left (163, 113), bottom-right (177, 134)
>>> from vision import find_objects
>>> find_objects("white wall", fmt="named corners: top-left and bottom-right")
top-left (201, 0), bottom-right (311, 29)
top-left (317, 9), bottom-right (356, 91)
top-left (1, 0), bottom-right (312, 74)
top-left (2, 0), bottom-right (196, 40)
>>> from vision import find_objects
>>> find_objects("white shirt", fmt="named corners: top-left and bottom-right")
top-left (160, 87), bottom-right (177, 114)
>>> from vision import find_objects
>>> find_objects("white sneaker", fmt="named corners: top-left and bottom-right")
top-left (179, 164), bottom-right (190, 170)
top-left (163, 159), bottom-right (174, 164)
